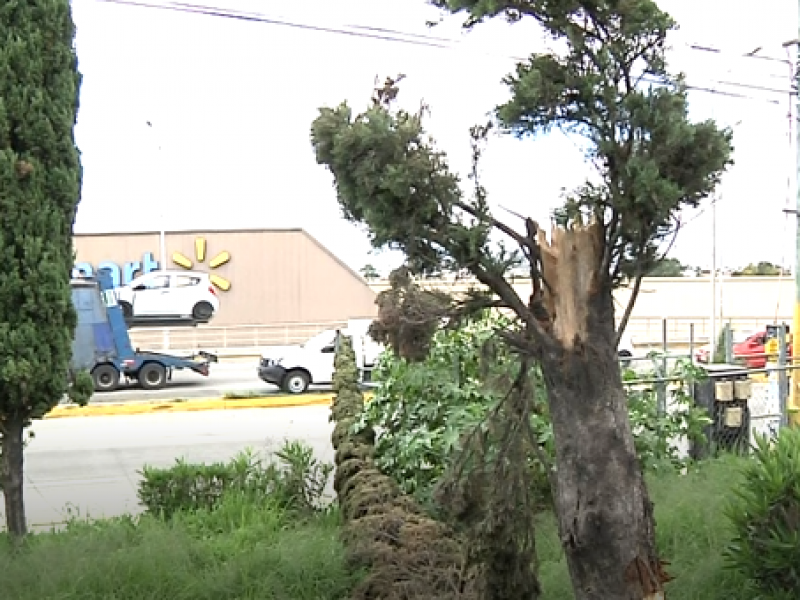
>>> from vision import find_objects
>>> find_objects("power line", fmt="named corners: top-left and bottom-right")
top-left (91, 0), bottom-right (455, 48)
top-left (89, 0), bottom-right (792, 104)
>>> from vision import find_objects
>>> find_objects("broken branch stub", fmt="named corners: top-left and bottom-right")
top-left (536, 222), bottom-right (604, 349)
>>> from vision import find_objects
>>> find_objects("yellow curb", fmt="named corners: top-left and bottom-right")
top-left (46, 395), bottom-right (332, 419)
top-left (46, 391), bottom-right (376, 419)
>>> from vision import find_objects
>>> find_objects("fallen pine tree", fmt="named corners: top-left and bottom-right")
top-left (330, 335), bottom-right (475, 599)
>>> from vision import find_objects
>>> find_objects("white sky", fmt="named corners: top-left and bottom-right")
top-left (71, 0), bottom-right (799, 274)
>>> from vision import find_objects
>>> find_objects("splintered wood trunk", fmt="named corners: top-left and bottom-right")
top-left (1, 416), bottom-right (28, 540)
top-left (537, 224), bottom-right (667, 600)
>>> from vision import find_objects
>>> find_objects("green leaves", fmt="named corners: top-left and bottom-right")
top-left (138, 443), bottom-right (333, 520)
top-left (623, 356), bottom-right (711, 471)
top-left (724, 428), bottom-right (800, 597)
top-left (430, 0), bottom-right (733, 282)
top-left (311, 99), bottom-right (495, 275)
top-left (355, 311), bottom-right (526, 500)
top-left (361, 312), bottom-right (708, 502)
top-left (0, 0), bottom-right (82, 420)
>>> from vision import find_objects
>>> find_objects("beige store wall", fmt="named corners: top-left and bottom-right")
top-left (369, 276), bottom-right (794, 321)
top-left (74, 229), bottom-right (378, 326)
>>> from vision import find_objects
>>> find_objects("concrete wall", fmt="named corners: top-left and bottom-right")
top-left (369, 276), bottom-right (795, 321)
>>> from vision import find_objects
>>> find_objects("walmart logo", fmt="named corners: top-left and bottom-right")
top-left (171, 237), bottom-right (232, 291)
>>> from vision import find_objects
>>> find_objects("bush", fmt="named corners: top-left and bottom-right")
top-left (623, 358), bottom-right (711, 471)
top-left (362, 312), bottom-right (711, 504)
top-left (725, 428), bottom-right (800, 597)
top-left (713, 326), bottom-right (729, 364)
top-left (138, 441), bottom-right (333, 519)
top-left (357, 311), bottom-right (552, 505)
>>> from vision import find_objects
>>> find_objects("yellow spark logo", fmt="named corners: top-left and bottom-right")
top-left (171, 237), bottom-right (232, 291)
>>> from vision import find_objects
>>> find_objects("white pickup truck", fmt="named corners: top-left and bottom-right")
top-left (257, 319), bottom-right (384, 394)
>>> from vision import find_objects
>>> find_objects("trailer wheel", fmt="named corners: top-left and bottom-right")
top-left (282, 370), bottom-right (310, 394)
top-left (92, 364), bottom-right (120, 392)
top-left (192, 301), bottom-right (214, 321)
top-left (138, 362), bottom-right (167, 390)
top-left (119, 301), bottom-right (133, 319)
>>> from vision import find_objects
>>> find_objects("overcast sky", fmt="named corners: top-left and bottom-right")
top-left (71, 0), bottom-right (798, 274)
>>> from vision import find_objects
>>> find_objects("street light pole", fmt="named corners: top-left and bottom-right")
top-left (147, 121), bottom-right (167, 272)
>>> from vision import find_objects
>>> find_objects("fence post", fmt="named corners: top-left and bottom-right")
top-left (779, 324), bottom-right (789, 429)
top-left (724, 322), bottom-right (733, 364)
top-left (656, 319), bottom-right (668, 418)
top-left (689, 322), bottom-right (695, 363)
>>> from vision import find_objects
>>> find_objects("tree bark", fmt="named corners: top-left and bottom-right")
top-left (535, 223), bottom-right (668, 599)
top-left (1, 415), bottom-right (28, 540)
top-left (542, 299), bottom-right (666, 599)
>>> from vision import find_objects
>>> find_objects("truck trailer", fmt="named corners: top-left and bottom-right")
top-left (72, 268), bottom-right (217, 392)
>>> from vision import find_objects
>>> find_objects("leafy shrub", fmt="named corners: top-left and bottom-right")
top-left (356, 312), bottom-right (552, 503)
top-left (138, 441), bottom-right (333, 519)
top-left (624, 358), bottom-right (711, 471)
top-left (360, 313), bottom-right (711, 503)
top-left (725, 428), bottom-right (800, 597)
top-left (713, 327), bottom-right (729, 364)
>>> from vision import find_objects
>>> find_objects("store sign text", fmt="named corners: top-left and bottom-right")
top-left (74, 252), bottom-right (160, 288)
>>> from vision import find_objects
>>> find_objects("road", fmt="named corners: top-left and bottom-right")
top-left (82, 354), bottom-right (678, 405)
top-left (3, 406), bottom-right (335, 531)
top-left (84, 359), bottom-right (325, 403)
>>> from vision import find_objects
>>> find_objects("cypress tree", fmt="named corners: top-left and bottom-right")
top-left (0, 0), bottom-right (86, 539)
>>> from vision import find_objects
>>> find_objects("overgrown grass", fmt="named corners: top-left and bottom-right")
top-left (0, 454), bottom-right (755, 599)
top-left (538, 454), bottom-right (753, 598)
top-left (0, 494), bottom-right (357, 600)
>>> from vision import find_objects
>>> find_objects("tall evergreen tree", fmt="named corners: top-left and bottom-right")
top-left (0, 0), bottom-right (89, 539)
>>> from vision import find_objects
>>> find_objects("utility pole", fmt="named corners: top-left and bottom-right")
top-left (710, 197), bottom-right (717, 359)
top-left (786, 25), bottom-right (800, 427)
top-left (794, 30), bottom-right (800, 427)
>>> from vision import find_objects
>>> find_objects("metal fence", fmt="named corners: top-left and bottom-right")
top-left (626, 316), bottom-right (790, 347)
top-left (620, 321), bottom-right (793, 458)
top-left (129, 315), bottom-right (789, 355)
top-left (129, 320), bottom-right (347, 353)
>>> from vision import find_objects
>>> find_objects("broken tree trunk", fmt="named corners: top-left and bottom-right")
top-left (535, 222), bottom-right (668, 600)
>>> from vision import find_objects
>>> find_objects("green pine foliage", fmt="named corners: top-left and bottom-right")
top-left (0, 0), bottom-right (86, 536)
top-left (0, 0), bottom-right (83, 414)
top-left (725, 428), bottom-right (800, 597)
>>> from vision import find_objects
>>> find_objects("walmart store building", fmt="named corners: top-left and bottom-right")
top-left (73, 229), bottom-right (379, 349)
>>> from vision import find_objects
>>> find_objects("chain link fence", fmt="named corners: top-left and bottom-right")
top-left (619, 319), bottom-right (794, 460)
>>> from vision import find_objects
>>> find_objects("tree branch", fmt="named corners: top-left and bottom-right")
top-left (614, 272), bottom-right (643, 346)
top-left (453, 199), bottom-right (531, 252)
top-left (471, 260), bottom-right (556, 352)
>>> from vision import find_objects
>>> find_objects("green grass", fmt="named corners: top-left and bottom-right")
top-left (0, 494), bottom-right (357, 600)
top-left (537, 455), bottom-right (754, 598)
top-left (0, 455), bottom-right (756, 599)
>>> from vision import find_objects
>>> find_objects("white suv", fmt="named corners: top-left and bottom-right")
top-left (116, 270), bottom-right (220, 322)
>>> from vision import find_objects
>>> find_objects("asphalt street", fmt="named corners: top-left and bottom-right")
top-left (85, 359), bottom-right (318, 403)
top-left (4, 405), bottom-right (335, 531)
top-left (82, 352), bottom-right (676, 405)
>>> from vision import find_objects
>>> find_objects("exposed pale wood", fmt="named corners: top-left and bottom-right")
top-left (537, 222), bottom-right (603, 348)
